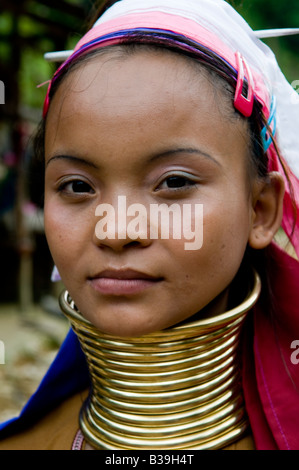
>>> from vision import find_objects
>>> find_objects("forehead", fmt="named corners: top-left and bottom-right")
top-left (45, 47), bottom-right (248, 167)
top-left (47, 46), bottom-right (235, 120)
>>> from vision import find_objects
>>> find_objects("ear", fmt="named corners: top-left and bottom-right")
top-left (248, 172), bottom-right (285, 249)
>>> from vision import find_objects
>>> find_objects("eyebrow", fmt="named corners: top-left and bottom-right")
top-left (149, 147), bottom-right (221, 166)
top-left (46, 154), bottom-right (99, 169)
top-left (46, 147), bottom-right (220, 169)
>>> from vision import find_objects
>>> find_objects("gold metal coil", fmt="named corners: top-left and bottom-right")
top-left (59, 269), bottom-right (261, 449)
top-left (80, 408), bottom-right (249, 450)
top-left (84, 337), bottom-right (239, 377)
top-left (93, 377), bottom-right (237, 414)
top-left (91, 365), bottom-right (235, 402)
top-left (90, 356), bottom-right (235, 392)
top-left (81, 331), bottom-right (239, 368)
top-left (87, 396), bottom-right (245, 438)
top-left (89, 392), bottom-right (244, 428)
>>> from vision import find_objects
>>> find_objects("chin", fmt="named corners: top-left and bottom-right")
top-left (81, 310), bottom-right (160, 338)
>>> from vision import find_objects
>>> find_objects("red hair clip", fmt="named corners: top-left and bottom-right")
top-left (42, 82), bottom-right (51, 118)
top-left (234, 52), bottom-right (254, 117)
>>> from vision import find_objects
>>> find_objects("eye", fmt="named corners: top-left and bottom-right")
top-left (156, 173), bottom-right (198, 191)
top-left (163, 176), bottom-right (194, 188)
top-left (58, 179), bottom-right (95, 195)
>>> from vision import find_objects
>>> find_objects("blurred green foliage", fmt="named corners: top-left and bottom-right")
top-left (0, 0), bottom-right (99, 117)
top-left (231, 0), bottom-right (299, 81)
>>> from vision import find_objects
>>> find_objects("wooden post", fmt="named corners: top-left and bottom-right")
top-left (10, 9), bottom-right (34, 313)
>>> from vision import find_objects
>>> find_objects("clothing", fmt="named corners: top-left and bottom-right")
top-left (0, 391), bottom-right (88, 450)
top-left (242, 244), bottom-right (299, 450)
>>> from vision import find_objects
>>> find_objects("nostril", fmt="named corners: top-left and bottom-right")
top-left (127, 240), bottom-right (143, 248)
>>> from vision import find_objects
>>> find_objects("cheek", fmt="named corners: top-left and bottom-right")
top-left (171, 198), bottom-right (251, 280)
top-left (44, 203), bottom-right (71, 272)
top-left (43, 199), bottom-right (92, 271)
top-left (202, 199), bottom-right (251, 268)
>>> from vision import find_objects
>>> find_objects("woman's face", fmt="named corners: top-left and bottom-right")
top-left (44, 49), bottom-right (256, 337)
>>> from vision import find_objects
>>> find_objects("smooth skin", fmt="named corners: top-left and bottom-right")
top-left (44, 48), bottom-right (284, 337)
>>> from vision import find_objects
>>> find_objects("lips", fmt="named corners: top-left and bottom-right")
top-left (88, 269), bottom-right (163, 295)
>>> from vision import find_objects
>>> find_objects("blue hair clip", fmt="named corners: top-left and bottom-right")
top-left (261, 95), bottom-right (277, 152)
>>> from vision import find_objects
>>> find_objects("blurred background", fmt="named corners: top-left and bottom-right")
top-left (0, 0), bottom-right (298, 421)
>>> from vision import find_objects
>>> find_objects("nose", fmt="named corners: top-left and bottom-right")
top-left (93, 195), bottom-right (151, 251)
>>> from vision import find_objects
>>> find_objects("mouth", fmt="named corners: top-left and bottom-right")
top-left (87, 269), bottom-right (163, 296)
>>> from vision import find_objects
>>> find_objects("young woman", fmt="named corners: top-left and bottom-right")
top-left (0, 0), bottom-right (298, 450)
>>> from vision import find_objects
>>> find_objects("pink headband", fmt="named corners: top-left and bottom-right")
top-left (43, 12), bottom-right (269, 119)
